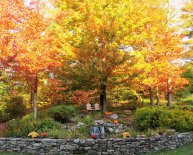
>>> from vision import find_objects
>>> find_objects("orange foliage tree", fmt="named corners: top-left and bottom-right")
top-left (138, 28), bottom-right (188, 107)
top-left (0, 0), bottom-right (62, 119)
top-left (71, 90), bottom-right (98, 105)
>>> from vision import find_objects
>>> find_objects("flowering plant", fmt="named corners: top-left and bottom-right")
top-left (28, 132), bottom-right (39, 138)
top-left (113, 119), bottom-right (119, 124)
top-left (122, 132), bottom-right (131, 138)
top-left (41, 131), bottom-right (48, 138)
top-left (81, 109), bottom-right (88, 114)
top-left (104, 112), bottom-right (112, 115)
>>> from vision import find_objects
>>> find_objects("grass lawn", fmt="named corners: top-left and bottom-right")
top-left (146, 142), bottom-right (193, 155)
top-left (0, 153), bottom-right (28, 155)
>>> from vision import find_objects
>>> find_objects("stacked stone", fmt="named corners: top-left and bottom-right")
top-left (0, 132), bottom-right (192, 155)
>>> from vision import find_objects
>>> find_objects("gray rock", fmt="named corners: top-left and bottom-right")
top-left (107, 127), bottom-right (114, 133)
top-left (110, 114), bottom-right (118, 119)
top-left (104, 123), bottom-right (114, 127)
top-left (74, 138), bottom-right (80, 144)
top-left (76, 122), bottom-right (85, 128)
top-left (95, 120), bottom-right (105, 125)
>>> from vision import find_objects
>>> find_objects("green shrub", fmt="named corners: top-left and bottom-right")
top-left (34, 118), bottom-right (61, 131)
top-left (0, 107), bottom-right (4, 116)
top-left (172, 105), bottom-right (193, 111)
top-left (75, 115), bottom-right (94, 126)
top-left (183, 100), bottom-right (193, 105)
top-left (134, 107), bottom-right (161, 130)
top-left (0, 96), bottom-right (26, 122)
top-left (6, 117), bottom-right (61, 137)
top-left (5, 96), bottom-right (26, 119)
top-left (134, 107), bottom-right (193, 132)
top-left (48, 129), bottom-right (70, 139)
top-left (48, 125), bottom-right (89, 139)
top-left (74, 104), bottom-right (86, 111)
top-left (107, 100), bottom-right (147, 111)
top-left (126, 101), bottom-right (147, 110)
top-left (47, 105), bottom-right (76, 123)
top-left (0, 107), bottom-right (7, 122)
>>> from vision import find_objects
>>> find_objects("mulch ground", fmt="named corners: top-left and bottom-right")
top-left (0, 123), bottom-right (7, 137)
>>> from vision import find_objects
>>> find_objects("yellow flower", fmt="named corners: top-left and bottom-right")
top-left (122, 132), bottom-right (131, 138)
top-left (28, 132), bottom-right (39, 138)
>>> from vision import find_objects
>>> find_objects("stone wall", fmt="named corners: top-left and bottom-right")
top-left (0, 132), bottom-right (193, 155)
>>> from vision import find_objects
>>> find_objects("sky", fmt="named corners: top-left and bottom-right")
top-left (170, 0), bottom-right (190, 13)
top-left (168, 0), bottom-right (190, 27)
top-left (171, 0), bottom-right (187, 8)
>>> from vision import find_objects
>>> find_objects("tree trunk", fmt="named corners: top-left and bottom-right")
top-left (156, 88), bottom-right (160, 106)
top-left (33, 77), bottom-right (38, 120)
top-left (149, 87), bottom-right (154, 106)
top-left (167, 92), bottom-right (172, 108)
top-left (167, 79), bottom-right (172, 108)
top-left (30, 89), bottom-right (34, 109)
top-left (100, 84), bottom-right (106, 113)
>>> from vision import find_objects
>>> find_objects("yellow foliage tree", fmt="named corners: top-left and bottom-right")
top-left (55, 0), bottom-right (178, 111)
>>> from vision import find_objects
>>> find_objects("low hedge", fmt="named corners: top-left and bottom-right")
top-left (135, 107), bottom-right (193, 132)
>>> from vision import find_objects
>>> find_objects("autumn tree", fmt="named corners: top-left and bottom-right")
top-left (138, 28), bottom-right (188, 107)
top-left (54, 0), bottom-right (166, 112)
top-left (154, 29), bottom-right (188, 107)
top-left (0, 0), bottom-right (62, 119)
top-left (129, 1), bottom-right (167, 106)
top-left (130, 0), bottom-right (189, 107)
top-left (54, 0), bottom-right (180, 111)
